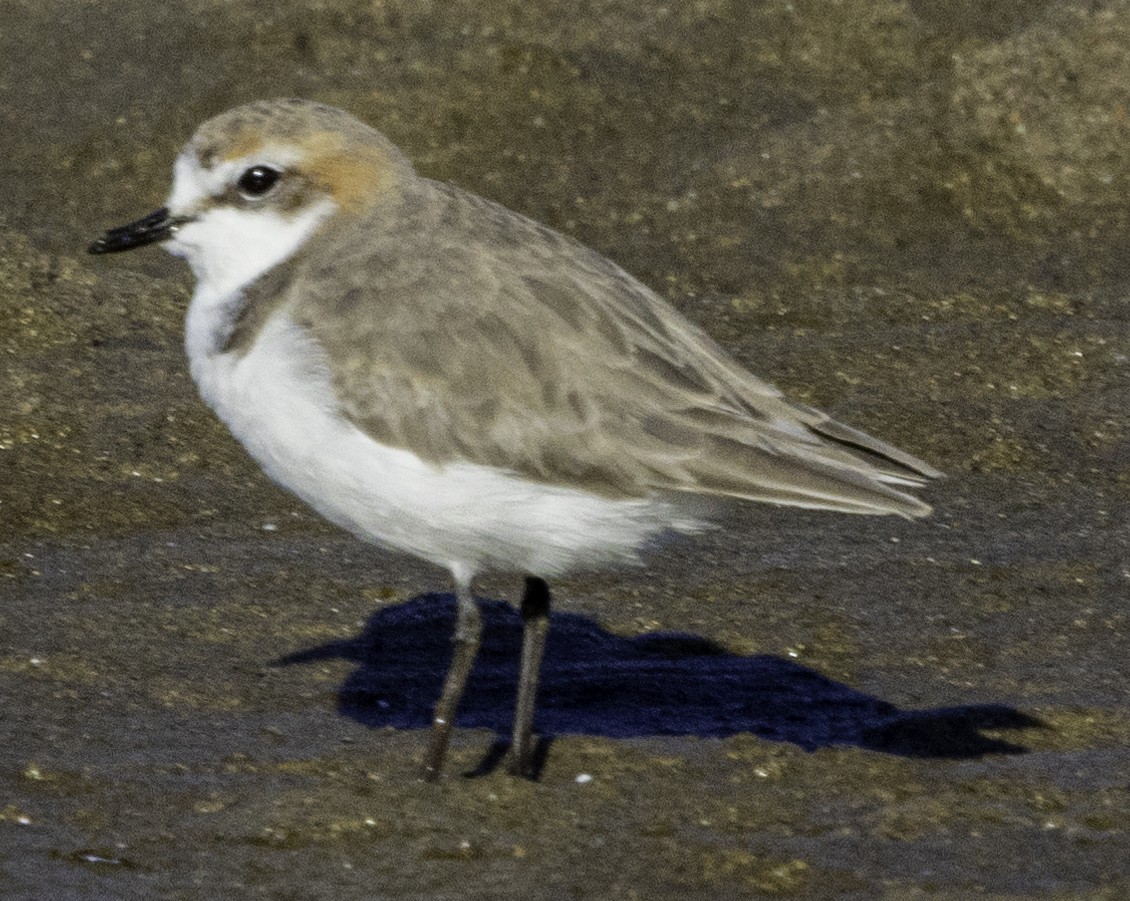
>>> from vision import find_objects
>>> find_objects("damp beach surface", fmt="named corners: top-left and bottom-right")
top-left (2, 1), bottom-right (1129, 898)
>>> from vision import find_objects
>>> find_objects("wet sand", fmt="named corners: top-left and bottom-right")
top-left (2, 1), bottom-right (1129, 897)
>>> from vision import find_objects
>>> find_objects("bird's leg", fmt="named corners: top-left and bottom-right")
top-left (507, 576), bottom-right (551, 777)
top-left (423, 580), bottom-right (482, 781)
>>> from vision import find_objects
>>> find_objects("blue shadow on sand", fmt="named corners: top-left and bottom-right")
top-left (277, 594), bottom-right (1041, 765)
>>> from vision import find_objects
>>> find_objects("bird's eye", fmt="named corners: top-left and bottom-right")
top-left (236, 165), bottom-right (281, 199)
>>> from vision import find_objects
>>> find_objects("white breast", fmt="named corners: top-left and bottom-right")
top-left (184, 307), bottom-right (702, 580)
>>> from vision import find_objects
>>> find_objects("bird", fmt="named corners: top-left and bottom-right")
top-left (89, 98), bottom-right (940, 780)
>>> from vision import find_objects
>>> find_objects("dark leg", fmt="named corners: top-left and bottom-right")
top-left (424, 580), bottom-right (482, 781)
top-left (507, 576), bottom-right (551, 777)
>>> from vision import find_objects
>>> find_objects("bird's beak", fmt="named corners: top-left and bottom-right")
top-left (88, 207), bottom-right (192, 255)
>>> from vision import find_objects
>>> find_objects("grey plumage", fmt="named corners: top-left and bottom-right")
top-left (230, 173), bottom-right (939, 517)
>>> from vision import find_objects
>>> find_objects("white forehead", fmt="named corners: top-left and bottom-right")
top-left (166, 143), bottom-right (303, 212)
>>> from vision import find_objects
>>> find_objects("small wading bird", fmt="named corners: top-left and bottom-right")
top-left (90, 99), bottom-right (940, 779)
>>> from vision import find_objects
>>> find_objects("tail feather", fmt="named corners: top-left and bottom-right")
top-left (807, 414), bottom-right (943, 483)
top-left (682, 431), bottom-right (936, 519)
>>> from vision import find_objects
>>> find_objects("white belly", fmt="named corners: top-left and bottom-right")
top-left (186, 311), bottom-right (699, 580)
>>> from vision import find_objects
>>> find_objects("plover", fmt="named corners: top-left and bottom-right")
top-left (90, 98), bottom-right (940, 779)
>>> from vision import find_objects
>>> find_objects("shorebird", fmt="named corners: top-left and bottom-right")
top-left (90, 98), bottom-right (939, 779)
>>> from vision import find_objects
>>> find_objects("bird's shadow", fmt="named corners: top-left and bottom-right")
top-left (276, 594), bottom-right (1043, 776)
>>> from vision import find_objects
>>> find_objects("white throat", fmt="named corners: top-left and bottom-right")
top-left (164, 152), bottom-right (335, 364)
top-left (170, 202), bottom-right (332, 303)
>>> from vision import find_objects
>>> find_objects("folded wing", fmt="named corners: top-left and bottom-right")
top-left (296, 182), bottom-right (941, 518)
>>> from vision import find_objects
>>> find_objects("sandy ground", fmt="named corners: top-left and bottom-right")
top-left (2, 0), bottom-right (1128, 897)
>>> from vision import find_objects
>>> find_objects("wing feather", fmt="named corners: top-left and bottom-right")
top-left (287, 180), bottom-right (939, 517)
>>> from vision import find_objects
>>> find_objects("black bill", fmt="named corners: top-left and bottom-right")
top-left (88, 207), bottom-right (190, 255)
